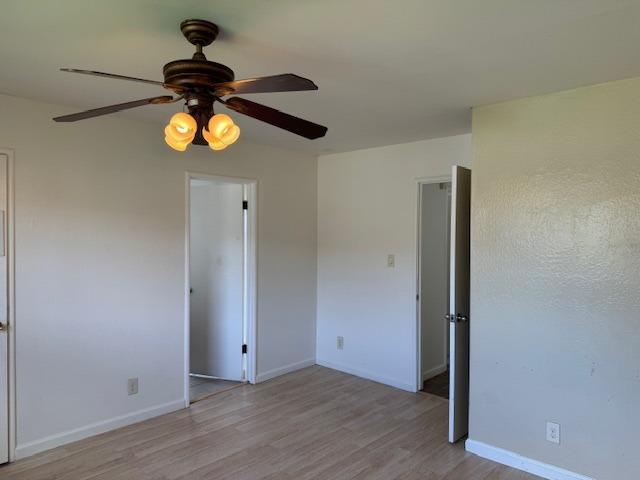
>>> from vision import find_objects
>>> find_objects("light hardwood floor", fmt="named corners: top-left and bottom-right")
top-left (189, 376), bottom-right (242, 403)
top-left (0, 366), bottom-right (540, 480)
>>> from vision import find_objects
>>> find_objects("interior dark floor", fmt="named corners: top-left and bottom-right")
top-left (422, 370), bottom-right (449, 399)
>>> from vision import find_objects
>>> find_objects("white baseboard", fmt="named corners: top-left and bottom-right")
top-left (465, 439), bottom-right (595, 480)
top-left (316, 358), bottom-right (415, 392)
top-left (255, 357), bottom-right (316, 383)
top-left (15, 399), bottom-right (185, 459)
top-left (421, 364), bottom-right (447, 382)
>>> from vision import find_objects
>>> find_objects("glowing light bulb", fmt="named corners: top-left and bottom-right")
top-left (164, 135), bottom-right (188, 151)
top-left (210, 114), bottom-right (240, 145)
top-left (164, 112), bottom-right (197, 151)
top-left (202, 114), bottom-right (240, 151)
top-left (202, 127), bottom-right (228, 150)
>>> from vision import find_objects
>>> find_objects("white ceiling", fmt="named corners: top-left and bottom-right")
top-left (2, 0), bottom-right (640, 154)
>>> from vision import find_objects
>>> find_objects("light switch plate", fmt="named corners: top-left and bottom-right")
top-left (387, 254), bottom-right (395, 268)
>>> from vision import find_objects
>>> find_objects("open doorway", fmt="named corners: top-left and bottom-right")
top-left (418, 180), bottom-right (451, 399)
top-left (185, 173), bottom-right (257, 404)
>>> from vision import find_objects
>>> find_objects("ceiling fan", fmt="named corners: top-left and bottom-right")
top-left (53, 19), bottom-right (328, 151)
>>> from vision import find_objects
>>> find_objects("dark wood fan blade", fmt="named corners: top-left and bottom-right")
top-left (213, 74), bottom-right (318, 95)
top-left (53, 96), bottom-right (174, 122)
top-left (60, 68), bottom-right (183, 91)
top-left (224, 97), bottom-right (327, 139)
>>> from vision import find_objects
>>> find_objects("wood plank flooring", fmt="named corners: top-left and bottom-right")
top-left (0, 366), bottom-right (540, 480)
top-left (190, 376), bottom-right (242, 403)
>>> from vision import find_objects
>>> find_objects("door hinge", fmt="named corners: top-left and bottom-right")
top-left (242, 200), bottom-right (248, 210)
top-left (416, 294), bottom-right (419, 301)
top-left (242, 344), bottom-right (248, 354)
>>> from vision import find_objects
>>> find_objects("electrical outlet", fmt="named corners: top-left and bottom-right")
top-left (128, 377), bottom-right (139, 396)
top-left (337, 336), bottom-right (344, 350)
top-left (546, 421), bottom-right (560, 444)
top-left (387, 254), bottom-right (395, 268)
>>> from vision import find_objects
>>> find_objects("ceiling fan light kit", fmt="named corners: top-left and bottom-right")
top-left (53, 19), bottom-right (327, 153)
top-left (201, 114), bottom-right (240, 151)
top-left (164, 112), bottom-right (197, 151)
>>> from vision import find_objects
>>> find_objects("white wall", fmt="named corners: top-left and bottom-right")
top-left (469, 77), bottom-right (640, 480)
top-left (189, 182), bottom-right (243, 380)
top-left (317, 135), bottom-right (471, 391)
top-left (420, 182), bottom-right (450, 381)
top-left (0, 93), bottom-right (317, 457)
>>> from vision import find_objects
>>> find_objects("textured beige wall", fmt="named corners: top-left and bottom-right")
top-left (469, 78), bottom-right (640, 479)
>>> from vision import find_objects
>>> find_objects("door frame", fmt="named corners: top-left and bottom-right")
top-left (414, 175), bottom-right (451, 392)
top-left (0, 148), bottom-right (15, 462)
top-left (183, 172), bottom-right (258, 406)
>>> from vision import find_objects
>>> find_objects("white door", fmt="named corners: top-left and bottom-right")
top-left (0, 153), bottom-right (8, 462)
top-left (448, 165), bottom-right (471, 443)
top-left (190, 181), bottom-right (244, 381)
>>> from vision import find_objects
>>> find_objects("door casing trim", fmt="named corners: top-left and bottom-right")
top-left (414, 174), bottom-right (452, 392)
top-left (183, 171), bottom-right (258, 406)
top-left (0, 148), bottom-right (16, 462)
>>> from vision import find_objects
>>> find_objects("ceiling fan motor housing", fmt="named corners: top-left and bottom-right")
top-left (163, 19), bottom-right (235, 91)
top-left (162, 59), bottom-right (234, 91)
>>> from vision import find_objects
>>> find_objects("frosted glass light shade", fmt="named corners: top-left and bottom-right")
top-left (202, 127), bottom-right (228, 150)
top-left (202, 113), bottom-right (240, 150)
top-left (164, 112), bottom-right (197, 151)
top-left (164, 134), bottom-right (189, 152)
top-left (209, 114), bottom-right (240, 146)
